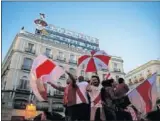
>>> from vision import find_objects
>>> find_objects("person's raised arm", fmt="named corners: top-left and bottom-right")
top-left (86, 80), bottom-right (92, 92)
top-left (65, 71), bottom-right (77, 88)
top-left (47, 82), bottom-right (65, 92)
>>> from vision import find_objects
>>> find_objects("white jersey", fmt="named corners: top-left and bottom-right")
top-left (89, 85), bottom-right (102, 107)
top-left (76, 81), bottom-right (89, 104)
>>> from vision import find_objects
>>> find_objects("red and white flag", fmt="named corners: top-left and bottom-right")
top-left (128, 73), bottom-right (158, 114)
top-left (30, 55), bottom-right (65, 101)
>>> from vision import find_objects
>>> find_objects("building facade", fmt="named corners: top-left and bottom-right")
top-left (125, 60), bottom-right (160, 98)
top-left (2, 16), bottom-right (125, 114)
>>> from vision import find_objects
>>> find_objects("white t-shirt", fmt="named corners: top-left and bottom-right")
top-left (76, 81), bottom-right (89, 104)
top-left (89, 85), bottom-right (102, 107)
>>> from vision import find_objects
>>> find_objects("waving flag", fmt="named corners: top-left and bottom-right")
top-left (128, 73), bottom-right (158, 114)
top-left (30, 55), bottom-right (65, 101)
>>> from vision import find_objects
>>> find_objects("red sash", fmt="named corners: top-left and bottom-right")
top-left (76, 87), bottom-right (87, 103)
top-left (93, 93), bottom-right (101, 105)
top-left (63, 86), bottom-right (69, 105)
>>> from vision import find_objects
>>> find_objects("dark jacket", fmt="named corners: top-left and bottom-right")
top-left (115, 83), bottom-right (129, 98)
top-left (101, 87), bottom-right (118, 109)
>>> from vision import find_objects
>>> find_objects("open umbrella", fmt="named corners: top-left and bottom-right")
top-left (78, 50), bottom-right (111, 72)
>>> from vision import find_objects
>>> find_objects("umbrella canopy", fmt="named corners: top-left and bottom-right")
top-left (78, 50), bottom-right (111, 72)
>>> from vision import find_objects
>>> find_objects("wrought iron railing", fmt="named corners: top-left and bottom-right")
top-left (25, 48), bottom-right (35, 54)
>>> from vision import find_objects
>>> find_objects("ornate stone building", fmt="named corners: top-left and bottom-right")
top-left (2, 15), bottom-right (125, 116)
top-left (125, 60), bottom-right (160, 97)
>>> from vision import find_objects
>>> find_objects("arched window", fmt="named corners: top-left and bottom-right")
top-left (18, 76), bottom-right (29, 90)
top-left (22, 58), bottom-right (33, 71)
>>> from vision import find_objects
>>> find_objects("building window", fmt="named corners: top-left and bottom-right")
top-left (45, 48), bottom-right (52, 59)
top-left (70, 54), bottom-right (75, 61)
top-left (25, 43), bottom-right (35, 54)
top-left (2, 81), bottom-right (6, 90)
top-left (114, 63), bottom-right (118, 68)
top-left (69, 54), bottom-right (77, 64)
top-left (116, 75), bottom-right (119, 81)
top-left (22, 58), bottom-right (33, 71)
top-left (59, 51), bottom-right (63, 58)
top-left (81, 70), bottom-right (84, 76)
top-left (28, 43), bottom-right (34, 50)
top-left (18, 76), bottom-right (29, 90)
top-left (46, 48), bottom-right (51, 54)
top-left (113, 63), bottom-right (119, 71)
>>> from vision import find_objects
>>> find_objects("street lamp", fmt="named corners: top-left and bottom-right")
top-left (25, 103), bottom-right (37, 120)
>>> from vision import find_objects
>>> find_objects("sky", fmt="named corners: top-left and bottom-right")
top-left (2, 2), bottom-right (160, 73)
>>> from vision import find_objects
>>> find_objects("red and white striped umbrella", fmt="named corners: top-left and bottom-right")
top-left (78, 50), bottom-right (111, 72)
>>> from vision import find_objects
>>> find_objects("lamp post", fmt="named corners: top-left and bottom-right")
top-left (25, 103), bottom-right (37, 120)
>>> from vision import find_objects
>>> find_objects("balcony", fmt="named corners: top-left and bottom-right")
top-left (57, 56), bottom-right (66, 62)
top-left (45, 53), bottom-right (53, 59)
top-left (25, 48), bottom-right (35, 55)
top-left (21, 65), bottom-right (31, 72)
top-left (69, 59), bottom-right (77, 65)
top-left (16, 86), bottom-right (30, 92)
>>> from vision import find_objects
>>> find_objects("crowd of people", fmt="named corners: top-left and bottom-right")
top-left (46, 71), bottom-right (137, 121)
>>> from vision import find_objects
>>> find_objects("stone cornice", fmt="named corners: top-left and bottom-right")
top-left (18, 31), bottom-right (123, 61)
top-left (111, 57), bottom-right (124, 63)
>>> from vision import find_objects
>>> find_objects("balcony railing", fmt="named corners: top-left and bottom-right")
top-left (21, 65), bottom-right (31, 71)
top-left (45, 53), bottom-right (53, 59)
top-left (69, 60), bottom-right (77, 65)
top-left (16, 86), bottom-right (30, 91)
top-left (25, 48), bottom-right (35, 55)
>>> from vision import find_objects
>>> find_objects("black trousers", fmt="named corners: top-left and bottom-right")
top-left (67, 103), bottom-right (90, 121)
